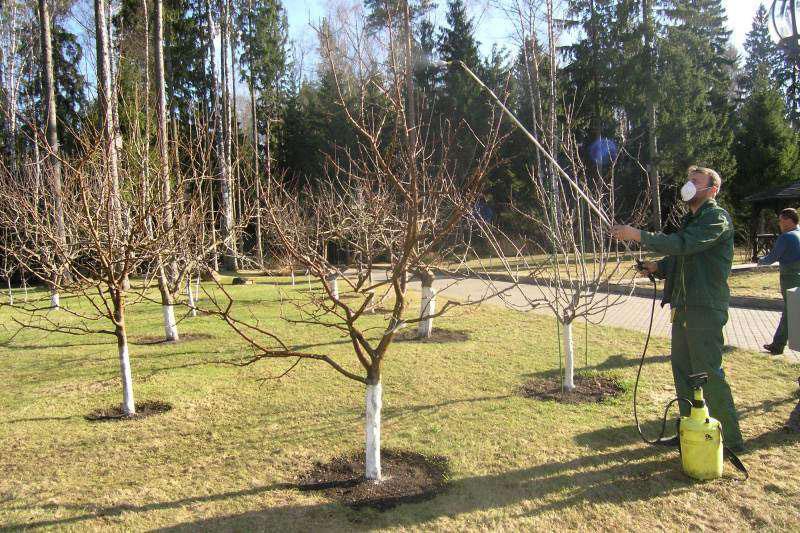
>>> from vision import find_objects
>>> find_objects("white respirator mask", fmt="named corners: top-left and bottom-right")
top-left (680, 181), bottom-right (712, 202)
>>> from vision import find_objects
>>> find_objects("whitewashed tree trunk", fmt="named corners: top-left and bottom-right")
top-left (365, 381), bottom-right (382, 481)
top-left (562, 320), bottom-right (575, 391)
top-left (117, 331), bottom-right (135, 415)
top-left (163, 304), bottom-right (179, 341)
top-left (327, 273), bottom-right (339, 300)
top-left (291, 269), bottom-right (295, 286)
top-left (186, 277), bottom-right (197, 317)
top-left (194, 274), bottom-right (201, 302)
top-left (50, 289), bottom-right (60, 309)
top-left (418, 286), bottom-right (436, 338)
top-left (7, 279), bottom-right (13, 306)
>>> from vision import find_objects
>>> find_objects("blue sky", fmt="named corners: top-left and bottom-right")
top-left (285, 0), bottom-right (774, 61)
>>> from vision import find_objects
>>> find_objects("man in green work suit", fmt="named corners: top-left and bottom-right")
top-left (611, 166), bottom-right (744, 451)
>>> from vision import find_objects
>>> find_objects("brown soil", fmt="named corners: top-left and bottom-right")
top-left (85, 400), bottom-right (173, 422)
top-left (394, 328), bottom-right (470, 343)
top-left (520, 374), bottom-right (624, 404)
top-left (131, 332), bottom-right (214, 345)
top-left (296, 449), bottom-right (449, 510)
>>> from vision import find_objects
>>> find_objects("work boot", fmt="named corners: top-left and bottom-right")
top-left (763, 343), bottom-right (784, 355)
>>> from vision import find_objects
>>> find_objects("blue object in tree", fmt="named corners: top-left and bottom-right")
top-left (589, 137), bottom-right (618, 165)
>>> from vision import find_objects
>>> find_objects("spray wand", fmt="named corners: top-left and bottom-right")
top-left (435, 59), bottom-right (614, 229)
top-left (443, 58), bottom-right (674, 444)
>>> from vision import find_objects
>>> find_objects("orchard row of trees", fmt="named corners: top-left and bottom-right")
top-left (6, 0), bottom-right (794, 483)
top-left (3, 0), bottom-right (800, 249)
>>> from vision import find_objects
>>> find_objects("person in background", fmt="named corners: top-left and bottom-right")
top-left (759, 208), bottom-right (800, 355)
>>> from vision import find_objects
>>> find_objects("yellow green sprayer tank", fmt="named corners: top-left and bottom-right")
top-left (679, 376), bottom-right (724, 480)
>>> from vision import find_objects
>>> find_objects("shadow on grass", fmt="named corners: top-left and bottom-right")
top-left (0, 339), bottom-right (114, 351)
top-left (148, 446), bottom-right (681, 531)
top-left (522, 353), bottom-right (671, 381)
top-left (8, 425), bottom-right (797, 531)
top-left (6, 415), bottom-right (77, 423)
top-left (2, 484), bottom-right (296, 530)
top-left (155, 427), bottom-right (797, 531)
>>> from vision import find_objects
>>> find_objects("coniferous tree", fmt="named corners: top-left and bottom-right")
top-left (732, 80), bottom-right (799, 221)
top-left (437, 0), bottom-right (486, 174)
top-left (739, 4), bottom-right (782, 99)
top-left (656, 0), bottom-right (736, 211)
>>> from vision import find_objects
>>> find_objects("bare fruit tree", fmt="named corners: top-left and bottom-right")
top-left (0, 138), bottom-right (209, 416)
top-left (200, 5), bottom-right (505, 482)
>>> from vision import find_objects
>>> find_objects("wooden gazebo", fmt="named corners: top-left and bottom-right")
top-left (745, 181), bottom-right (800, 261)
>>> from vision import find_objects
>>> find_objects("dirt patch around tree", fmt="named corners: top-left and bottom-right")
top-left (296, 449), bottom-right (449, 510)
top-left (85, 400), bottom-right (173, 422)
top-left (520, 373), bottom-right (624, 404)
top-left (394, 328), bottom-right (470, 343)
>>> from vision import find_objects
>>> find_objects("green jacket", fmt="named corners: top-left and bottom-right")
top-left (641, 199), bottom-right (734, 311)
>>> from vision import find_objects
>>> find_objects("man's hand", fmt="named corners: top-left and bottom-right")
top-left (637, 261), bottom-right (658, 275)
top-left (611, 224), bottom-right (642, 242)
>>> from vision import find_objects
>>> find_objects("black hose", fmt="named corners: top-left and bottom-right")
top-left (632, 271), bottom-right (692, 445)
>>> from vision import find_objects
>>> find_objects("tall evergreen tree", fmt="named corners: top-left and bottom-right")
top-left (739, 3), bottom-right (782, 98)
top-left (732, 79), bottom-right (799, 219)
top-left (562, 0), bottom-right (619, 143)
top-left (657, 0), bottom-right (736, 208)
top-left (437, 0), bottom-right (487, 172)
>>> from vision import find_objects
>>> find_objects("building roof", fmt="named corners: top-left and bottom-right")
top-left (745, 181), bottom-right (800, 203)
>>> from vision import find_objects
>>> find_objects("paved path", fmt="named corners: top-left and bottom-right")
top-left (406, 275), bottom-right (800, 364)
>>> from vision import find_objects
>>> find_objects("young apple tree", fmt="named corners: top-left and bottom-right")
top-left (200, 4), bottom-right (505, 481)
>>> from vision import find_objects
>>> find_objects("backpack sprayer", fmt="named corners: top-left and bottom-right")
top-left (634, 260), bottom-right (748, 480)
top-left (445, 57), bottom-right (748, 481)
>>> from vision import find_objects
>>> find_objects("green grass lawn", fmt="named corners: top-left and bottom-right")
top-left (728, 270), bottom-right (782, 300)
top-left (1, 278), bottom-right (798, 531)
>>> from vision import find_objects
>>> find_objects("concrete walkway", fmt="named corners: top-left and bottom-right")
top-left (408, 275), bottom-right (800, 364)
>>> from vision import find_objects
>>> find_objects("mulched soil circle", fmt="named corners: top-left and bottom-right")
top-left (297, 449), bottom-right (449, 510)
top-left (520, 374), bottom-right (624, 404)
top-left (394, 328), bottom-right (470, 343)
top-left (85, 400), bottom-right (173, 422)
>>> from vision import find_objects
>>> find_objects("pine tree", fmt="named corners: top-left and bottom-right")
top-left (732, 78), bottom-right (799, 217)
top-left (562, 0), bottom-right (620, 143)
top-left (739, 3), bottom-right (782, 98)
top-left (437, 0), bottom-right (486, 170)
top-left (656, 0), bottom-right (736, 207)
top-left (237, 0), bottom-right (288, 264)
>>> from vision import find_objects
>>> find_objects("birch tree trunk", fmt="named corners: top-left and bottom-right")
top-left (365, 379), bottom-right (382, 480)
top-left (643, 0), bottom-right (662, 231)
top-left (154, 0), bottom-right (178, 341)
top-left (545, 0), bottom-right (560, 224)
top-left (219, 0), bottom-right (236, 271)
top-left (562, 320), bottom-right (575, 391)
top-left (206, 0), bottom-right (222, 273)
top-left (246, 0), bottom-right (263, 267)
top-left (95, 0), bottom-right (123, 228)
top-left (4, 2), bottom-right (20, 175)
top-left (38, 0), bottom-right (66, 308)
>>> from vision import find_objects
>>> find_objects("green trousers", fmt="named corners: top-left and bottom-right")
top-left (671, 307), bottom-right (743, 449)
top-left (773, 263), bottom-right (800, 351)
